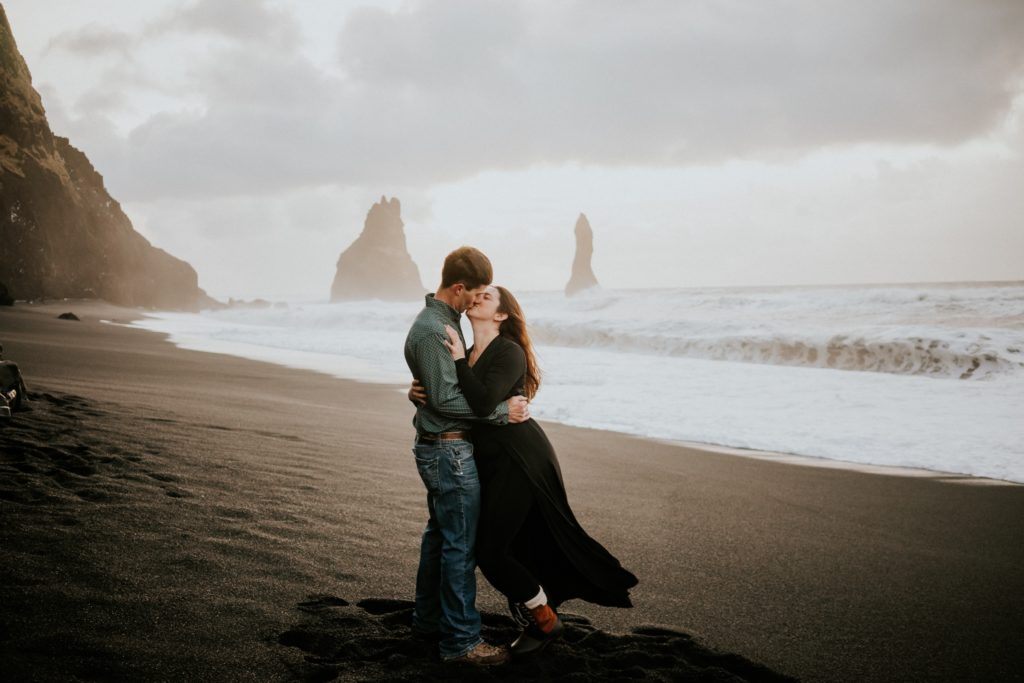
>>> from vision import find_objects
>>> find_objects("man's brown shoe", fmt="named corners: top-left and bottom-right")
top-left (444, 641), bottom-right (509, 665)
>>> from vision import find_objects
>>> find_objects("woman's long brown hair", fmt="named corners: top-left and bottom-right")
top-left (495, 286), bottom-right (541, 400)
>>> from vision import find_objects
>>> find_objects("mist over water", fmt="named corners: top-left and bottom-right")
top-left (129, 282), bottom-right (1024, 482)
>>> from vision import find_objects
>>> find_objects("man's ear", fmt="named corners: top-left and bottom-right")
top-left (451, 283), bottom-right (464, 296)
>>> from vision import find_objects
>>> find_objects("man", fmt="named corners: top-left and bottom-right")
top-left (404, 246), bottom-right (530, 665)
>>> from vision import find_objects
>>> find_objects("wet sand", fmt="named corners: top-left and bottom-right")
top-left (1, 301), bottom-right (1022, 682)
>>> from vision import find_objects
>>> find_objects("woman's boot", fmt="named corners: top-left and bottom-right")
top-left (509, 602), bottom-right (564, 656)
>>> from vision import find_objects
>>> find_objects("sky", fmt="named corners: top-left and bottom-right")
top-left (5, 0), bottom-right (1024, 300)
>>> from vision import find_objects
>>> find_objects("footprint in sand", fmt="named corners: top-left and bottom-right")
top-left (279, 596), bottom-right (796, 682)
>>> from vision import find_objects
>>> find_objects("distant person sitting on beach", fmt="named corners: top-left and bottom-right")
top-left (0, 343), bottom-right (28, 417)
top-left (403, 247), bottom-right (530, 665)
top-left (410, 285), bottom-right (638, 656)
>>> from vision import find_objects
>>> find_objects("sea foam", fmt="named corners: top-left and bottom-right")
top-left (129, 283), bottom-right (1024, 482)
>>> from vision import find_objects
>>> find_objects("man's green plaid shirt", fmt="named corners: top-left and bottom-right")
top-left (404, 294), bottom-right (509, 434)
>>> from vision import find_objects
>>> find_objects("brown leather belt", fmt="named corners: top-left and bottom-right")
top-left (417, 431), bottom-right (470, 442)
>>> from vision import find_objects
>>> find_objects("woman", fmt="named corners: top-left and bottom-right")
top-left (411, 285), bottom-right (637, 656)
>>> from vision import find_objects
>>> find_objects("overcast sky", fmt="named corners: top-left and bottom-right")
top-left (5, 0), bottom-right (1024, 299)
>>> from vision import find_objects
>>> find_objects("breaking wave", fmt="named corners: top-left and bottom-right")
top-left (519, 283), bottom-right (1024, 380)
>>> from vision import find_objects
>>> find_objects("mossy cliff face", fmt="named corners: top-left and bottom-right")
top-left (0, 5), bottom-right (210, 310)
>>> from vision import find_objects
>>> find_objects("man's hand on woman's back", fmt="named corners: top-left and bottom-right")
top-left (508, 396), bottom-right (530, 423)
top-left (409, 379), bottom-right (530, 423)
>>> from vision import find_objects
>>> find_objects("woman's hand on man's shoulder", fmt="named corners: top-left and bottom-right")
top-left (442, 325), bottom-right (466, 360)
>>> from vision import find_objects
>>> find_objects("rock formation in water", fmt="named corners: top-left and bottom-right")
top-left (565, 213), bottom-right (600, 296)
top-left (331, 196), bottom-right (424, 301)
top-left (0, 7), bottom-right (212, 310)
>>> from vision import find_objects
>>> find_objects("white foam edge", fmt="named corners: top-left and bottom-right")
top-left (653, 439), bottom-right (1023, 486)
top-left (104, 320), bottom-right (1022, 488)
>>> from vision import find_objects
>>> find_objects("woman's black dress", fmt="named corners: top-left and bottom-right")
top-left (455, 335), bottom-right (638, 609)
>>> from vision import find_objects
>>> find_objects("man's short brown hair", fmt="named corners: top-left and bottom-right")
top-left (440, 246), bottom-right (493, 290)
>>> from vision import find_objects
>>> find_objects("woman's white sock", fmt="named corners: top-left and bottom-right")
top-left (524, 587), bottom-right (547, 609)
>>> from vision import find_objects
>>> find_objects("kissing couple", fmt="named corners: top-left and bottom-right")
top-left (403, 246), bottom-right (638, 665)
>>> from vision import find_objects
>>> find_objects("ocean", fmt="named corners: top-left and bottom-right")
top-left (127, 282), bottom-right (1024, 483)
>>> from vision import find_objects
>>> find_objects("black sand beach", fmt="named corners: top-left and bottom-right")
top-left (1, 302), bottom-right (1022, 682)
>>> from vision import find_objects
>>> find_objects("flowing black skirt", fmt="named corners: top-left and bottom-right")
top-left (474, 419), bottom-right (638, 608)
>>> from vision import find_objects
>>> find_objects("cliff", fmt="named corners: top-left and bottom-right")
top-left (565, 213), bottom-right (600, 296)
top-left (0, 5), bottom-right (211, 309)
top-left (330, 196), bottom-right (424, 301)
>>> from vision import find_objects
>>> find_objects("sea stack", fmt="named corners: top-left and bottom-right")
top-left (330, 196), bottom-right (424, 301)
top-left (565, 213), bottom-right (600, 296)
top-left (0, 7), bottom-right (211, 309)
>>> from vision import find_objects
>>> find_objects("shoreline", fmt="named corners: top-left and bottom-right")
top-left (3, 300), bottom-right (1023, 682)
top-left (114, 301), bottom-right (1024, 487)
top-left (664, 440), bottom-right (1024, 486)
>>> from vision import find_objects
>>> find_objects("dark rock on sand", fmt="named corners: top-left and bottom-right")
top-left (0, 7), bottom-right (213, 311)
top-left (0, 281), bottom-right (12, 305)
top-left (279, 595), bottom-right (795, 682)
top-left (57, 312), bottom-right (79, 321)
top-left (331, 196), bottom-right (424, 301)
top-left (565, 213), bottom-right (600, 297)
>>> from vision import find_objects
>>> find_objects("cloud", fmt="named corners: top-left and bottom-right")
top-left (145, 0), bottom-right (301, 48)
top-left (45, 0), bottom-right (1024, 203)
top-left (333, 0), bottom-right (1024, 155)
top-left (74, 87), bottom-right (131, 116)
top-left (44, 24), bottom-right (135, 58)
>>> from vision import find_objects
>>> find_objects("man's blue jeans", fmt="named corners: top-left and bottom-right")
top-left (411, 438), bottom-right (483, 659)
